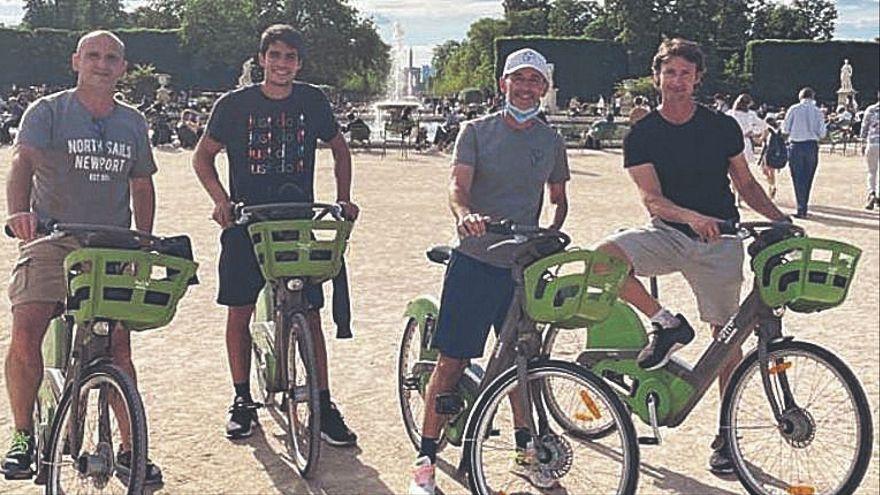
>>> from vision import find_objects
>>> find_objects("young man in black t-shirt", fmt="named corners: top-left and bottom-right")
top-left (596, 38), bottom-right (788, 474)
top-left (193, 24), bottom-right (360, 446)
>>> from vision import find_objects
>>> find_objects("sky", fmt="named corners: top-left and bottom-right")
top-left (0, 0), bottom-right (877, 65)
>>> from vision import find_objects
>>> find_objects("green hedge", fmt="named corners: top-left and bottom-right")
top-left (495, 36), bottom-right (629, 104)
top-left (746, 40), bottom-right (880, 105)
top-left (0, 27), bottom-right (239, 89)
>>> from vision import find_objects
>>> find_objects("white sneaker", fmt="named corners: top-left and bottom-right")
top-left (509, 446), bottom-right (560, 490)
top-left (408, 456), bottom-right (436, 495)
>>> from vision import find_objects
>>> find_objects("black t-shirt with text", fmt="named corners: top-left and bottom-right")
top-left (206, 83), bottom-right (338, 204)
top-left (624, 105), bottom-right (744, 237)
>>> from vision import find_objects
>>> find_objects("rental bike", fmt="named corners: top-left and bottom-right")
top-left (398, 221), bottom-right (639, 494)
top-left (11, 222), bottom-right (198, 494)
top-left (238, 202), bottom-right (353, 478)
top-left (541, 221), bottom-right (873, 495)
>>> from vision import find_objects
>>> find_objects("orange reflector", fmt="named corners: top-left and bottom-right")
top-left (787, 485), bottom-right (815, 495)
top-left (574, 412), bottom-right (593, 422)
top-left (580, 390), bottom-right (602, 418)
top-left (769, 362), bottom-right (792, 375)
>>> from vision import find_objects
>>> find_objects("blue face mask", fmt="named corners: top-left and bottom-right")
top-left (505, 100), bottom-right (541, 124)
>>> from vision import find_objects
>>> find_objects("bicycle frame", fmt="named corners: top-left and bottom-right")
top-left (579, 280), bottom-right (791, 430)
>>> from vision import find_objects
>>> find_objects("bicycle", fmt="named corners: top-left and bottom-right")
top-left (239, 202), bottom-right (353, 478)
top-left (541, 221), bottom-right (873, 495)
top-left (398, 221), bottom-right (639, 494)
top-left (10, 222), bottom-right (198, 494)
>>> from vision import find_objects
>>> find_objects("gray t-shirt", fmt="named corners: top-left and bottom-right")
top-left (15, 89), bottom-right (157, 228)
top-left (452, 112), bottom-right (570, 267)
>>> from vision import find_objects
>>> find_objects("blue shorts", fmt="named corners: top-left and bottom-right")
top-left (433, 251), bottom-right (515, 359)
top-left (217, 225), bottom-right (324, 308)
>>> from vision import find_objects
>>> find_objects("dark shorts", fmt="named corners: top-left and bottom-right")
top-left (433, 251), bottom-right (515, 359)
top-left (217, 225), bottom-right (324, 308)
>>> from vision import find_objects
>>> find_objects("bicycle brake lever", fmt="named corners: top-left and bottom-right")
top-left (487, 235), bottom-right (528, 251)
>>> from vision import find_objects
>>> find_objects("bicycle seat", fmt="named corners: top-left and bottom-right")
top-left (426, 245), bottom-right (452, 265)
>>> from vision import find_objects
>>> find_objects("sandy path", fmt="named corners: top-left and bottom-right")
top-left (0, 145), bottom-right (877, 494)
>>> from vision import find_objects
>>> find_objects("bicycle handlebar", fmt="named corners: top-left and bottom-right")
top-left (485, 219), bottom-right (572, 246)
top-left (6, 219), bottom-right (166, 249)
top-left (233, 202), bottom-right (347, 225)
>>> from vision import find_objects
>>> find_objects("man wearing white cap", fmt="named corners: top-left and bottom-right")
top-left (408, 47), bottom-right (570, 494)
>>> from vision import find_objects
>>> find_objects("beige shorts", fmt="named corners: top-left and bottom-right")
top-left (605, 218), bottom-right (744, 326)
top-left (7, 236), bottom-right (81, 308)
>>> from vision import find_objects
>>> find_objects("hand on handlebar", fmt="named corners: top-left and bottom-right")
top-left (212, 200), bottom-right (234, 229)
top-left (5, 212), bottom-right (39, 242)
top-left (458, 213), bottom-right (491, 237)
top-left (337, 200), bottom-right (360, 221)
top-left (687, 213), bottom-right (725, 242)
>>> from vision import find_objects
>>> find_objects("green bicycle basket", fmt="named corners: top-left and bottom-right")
top-left (751, 237), bottom-right (861, 313)
top-left (523, 249), bottom-right (629, 328)
top-left (247, 219), bottom-right (353, 284)
top-left (64, 248), bottom-right (198, 331)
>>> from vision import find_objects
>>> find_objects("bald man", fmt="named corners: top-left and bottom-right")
top-left (2, 31), bottom-right (162, 484)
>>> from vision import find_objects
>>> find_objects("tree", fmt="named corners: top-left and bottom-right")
top-left (127, 0), bottom-right (184, 29)
top-left (503, 0), bottom-right (550, 14)
top-left (180, 0), bottom-right (388, 96)
top-left (507, 8), bottom-right (548, 36)
top-left (22, 0), bottom-right (126, 29)
top-left (752, 0), bottom-right (836, 41)
top-left (547, 0), bottom-right (600, 37)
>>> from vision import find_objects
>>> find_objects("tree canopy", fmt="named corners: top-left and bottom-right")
top-left (20, 0), bottom-right (390, 97)
top-left (431, 0), bottom-right (838, 96)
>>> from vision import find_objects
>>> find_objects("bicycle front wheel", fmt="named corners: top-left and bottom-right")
top-left (46, 363), bottom-right (147, 495)
top-left (467, 360), bottom-right (639, 495)
top-left (284, 312), bottom-right (321, 477)
top-left (541, 325), bottom-right (619, 440)
top-left (723, 340), bottom-right (873, 495)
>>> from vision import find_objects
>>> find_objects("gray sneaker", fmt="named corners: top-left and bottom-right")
top-left (637, 314), bottom-right (695, 370)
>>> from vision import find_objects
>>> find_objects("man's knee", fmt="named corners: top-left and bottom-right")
top-left (10, 303), bottom-right (58, 348)
top-left (432, 355), bottom-right (468, 387)
top-left (595, 240), bottom-right (633, 275)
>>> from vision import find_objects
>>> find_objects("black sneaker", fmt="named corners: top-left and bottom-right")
top-left (1, 430), bottom-right (35, 480)
top-left (866, 192), bottom-right (877, 210)
top-left (637, 314), bottom-right (695, 370)
top-left (226, 397), bottom-right (260, 439)
top-left (708, 435), bottom-right (735, 475)
top-left (116, 450), bottom-right (163, 486)
top-left (321, 402), bottom-right (357, 447)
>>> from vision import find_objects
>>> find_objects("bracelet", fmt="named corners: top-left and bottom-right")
top-left (5, 211), bottom-right (32, 223)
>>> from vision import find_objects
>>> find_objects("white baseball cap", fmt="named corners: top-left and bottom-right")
top-left (502, 48), bottom-right (550, 83)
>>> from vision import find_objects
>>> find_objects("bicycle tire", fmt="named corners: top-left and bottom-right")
top-left (397, 317), bottom-right (448, 453)
top-left (541, 325), bottom-right (619, 440)
top-left (284, 312), bottom-right (321, 477)
top-left (465, 360), bottom-right (639, 495)
top-left (46, 363), bottom-right (147, 495)
top-left (722, 340), bottom-right (873, 495)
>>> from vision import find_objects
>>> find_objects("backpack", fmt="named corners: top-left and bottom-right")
top-left (762, 129), bottom-right (788, 169)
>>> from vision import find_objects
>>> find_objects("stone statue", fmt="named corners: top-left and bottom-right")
top-left (239, 58), bottom-right (254, 87)
top-left (840, 59), bottom-right (853, 92)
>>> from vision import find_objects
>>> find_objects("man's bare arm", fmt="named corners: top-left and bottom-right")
top-left (327, 132), bottom-right (352, 202)
top-left (450, 164), bottom-right (487, 236)
top-left (192, 134), bottom-right (233, 227)
top-left (5, 144), bottom-right (39, 240)
top-left (728, 154), bottom-right (787, 221)
top-left (130, 176), bottom-right (155, 233)
top-left (628, 163), bottom-right (724, 241)
top-left (547, 181), bottom-right (568, 230)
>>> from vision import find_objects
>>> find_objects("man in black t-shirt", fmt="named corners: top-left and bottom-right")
top-left (596, 38), bottom-right (788, 474)
top-left (193, 25), bottom-right (360, 446)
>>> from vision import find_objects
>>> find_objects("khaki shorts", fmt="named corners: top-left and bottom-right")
top-left (7, 236), bottom-right (81, 308)
top-left (605, 219), bottom-right (744, 326)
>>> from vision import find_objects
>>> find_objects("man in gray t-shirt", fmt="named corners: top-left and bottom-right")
top-left (2, 31), bottom-right (161, 484)
top-left (408, 48), bottom-right (570, 495)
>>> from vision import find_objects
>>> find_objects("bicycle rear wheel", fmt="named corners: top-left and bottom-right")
top-left (723, 340), bottom-right (873, 495)
top-left (46, 363), bottom-right (147, 494)
top-left (397, 317), bottom-right (448, 452)
top-left (284, 312), bottom-right (321, 477)
top-left (466, 360), bottom-right (639, 495)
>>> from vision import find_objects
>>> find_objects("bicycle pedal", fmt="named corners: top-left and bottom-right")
top-left (638, 436), bottom-right (660, 445)
top-left (435, 393), bottom-right (463, 415)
